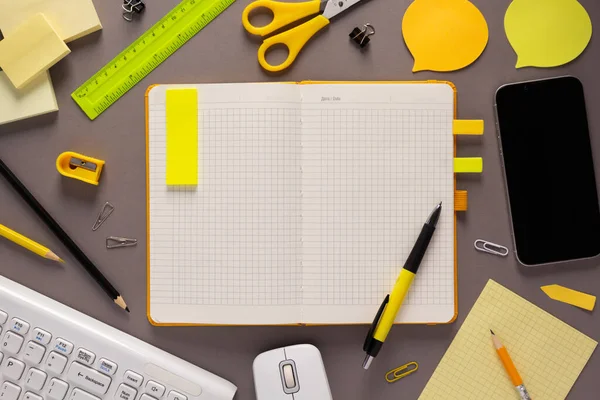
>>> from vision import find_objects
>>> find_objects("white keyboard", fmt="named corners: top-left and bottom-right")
top-left (0, 276), bottom-right (237, 400)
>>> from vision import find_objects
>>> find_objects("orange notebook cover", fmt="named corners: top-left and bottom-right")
top-left (145, 81), bottom-right (460, 326)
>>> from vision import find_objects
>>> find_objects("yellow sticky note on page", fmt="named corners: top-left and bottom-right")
top-left (541, 284), bottom-right (596, 311)
top-left (505, 0), bottom-right (592, 68)
top-left (166, 89), bottom-right (198, 186)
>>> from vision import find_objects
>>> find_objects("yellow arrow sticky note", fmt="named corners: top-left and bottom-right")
top-left (505, 0), bottom-right (592, 68)
top-left (541, 285), bottom-right (596, 311)
top-left (402, 0), bottom-right (489, 72)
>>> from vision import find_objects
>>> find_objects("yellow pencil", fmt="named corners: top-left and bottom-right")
top-left (0, 224), bottom-right (63, 263)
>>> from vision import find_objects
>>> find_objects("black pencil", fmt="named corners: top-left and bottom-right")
top-left (0, 158), bottom-right (129, 312)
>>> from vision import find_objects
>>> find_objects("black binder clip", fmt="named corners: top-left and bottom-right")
top-left (123, 0), bottom-right (145, 21)
top-left (349, 23), bottom-right (375, 48)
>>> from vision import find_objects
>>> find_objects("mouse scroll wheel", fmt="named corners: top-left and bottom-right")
top-left (282, 364), bottom-right (296, 388)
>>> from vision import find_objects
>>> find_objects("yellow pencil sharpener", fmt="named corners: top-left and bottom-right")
top-left (56, 151), bottom-right (105, 186)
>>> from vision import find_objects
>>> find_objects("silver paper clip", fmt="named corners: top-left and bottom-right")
top-left (92, 202), bottom-right (115, 231)
top-left (106, 236), bottom-right (137, 249)
top-left (474, 239), bottom-right (509, 257)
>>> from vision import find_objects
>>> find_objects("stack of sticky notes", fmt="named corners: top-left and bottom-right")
top-left (0, 0), bottom-right (102, 126)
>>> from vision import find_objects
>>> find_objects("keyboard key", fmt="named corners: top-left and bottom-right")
top-left (46, 351), bottom-right (69, 374)
top-left (98, 358), bottom-right (117, 375)
top-left (123, 370), bottom-right (143, 387)
top-left (47, 378), bottom-right (69, 400)
top-left (2, 331), bottom-right (24, 353)
top-left (167, 390), bottom-right (187, 400)
top-left (67, 362), bottom-right (112, 396)
top-left (140, 394), bottom-right (157, 400)
top-left (69, 388), bottom-right (101, 400)
top-left (0, 381), bottom-right (21, 400)
top-left (53, 338), bottom-right (74, 355)
top-left (10, 318), bottom-right (29, 334)
top-left (145, 381), bottom-right (165, 398)
top-left (115, 384), bottom-right (137, 400)
top-left (24, 391), bottom-right (43, 400)
top-left (32, 328), bottom-right (52, 345)
top-left (24, 341), bottom-right (46, 364)
top-left (75, 348), bottom-right (96, 365)
top-left (25, 368), bottom-right (47, 391)
top-left (0, 310), bottom-right (7, 324)
top-left (4, 357), bottom-right (26, 380)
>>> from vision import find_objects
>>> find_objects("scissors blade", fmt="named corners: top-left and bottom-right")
top-left (322, 0), bottom-right (364, 20)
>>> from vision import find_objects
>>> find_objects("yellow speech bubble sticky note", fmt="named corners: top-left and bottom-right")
top-left (402, 0), bottom-right (488, 72)
top-left (505, 0), bottom-right (592, 68)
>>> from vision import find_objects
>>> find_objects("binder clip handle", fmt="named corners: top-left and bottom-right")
top-left (350, 23), bottom-right (375, 48)
top-left (123, 0), bottom-right (145, 21)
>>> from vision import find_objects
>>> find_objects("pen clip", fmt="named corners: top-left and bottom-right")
top-left (363, 294), bottom-right (389, 351)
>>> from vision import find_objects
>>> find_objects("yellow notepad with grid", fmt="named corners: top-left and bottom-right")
top-left (419, 280), bottom-right (597, 400)
top-left (145, 81), bottom-right (480, 325)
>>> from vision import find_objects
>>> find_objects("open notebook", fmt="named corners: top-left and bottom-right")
top-left (146, 82), bottom-right (458, 325)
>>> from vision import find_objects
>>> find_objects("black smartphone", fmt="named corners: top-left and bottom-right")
top-left (495, 76), bottom-right (600, 266)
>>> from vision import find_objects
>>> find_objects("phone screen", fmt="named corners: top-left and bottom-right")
top-left (496, 76), bottom-right (600, 266)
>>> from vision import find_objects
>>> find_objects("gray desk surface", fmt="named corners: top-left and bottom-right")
top-left (1, 0), bottom-right (599, 398)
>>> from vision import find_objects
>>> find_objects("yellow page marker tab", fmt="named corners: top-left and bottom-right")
top-left (505, 0), bottom-right (592, 68)
top-left (454, 158), bottom-right (483, 173)
top-left (541, 285), bottom-right (596, 311)
top-left (0, 13), bottom-right (71, 89)
top-left (453, 120), bottom-right (484, 135)
top-left (166, 88), bottom-right (198, 185)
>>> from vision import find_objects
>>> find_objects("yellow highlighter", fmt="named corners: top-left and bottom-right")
top-left (0, 224), bottom-right (63, 263)
top-left (362, 202), bottom-right (442, 370)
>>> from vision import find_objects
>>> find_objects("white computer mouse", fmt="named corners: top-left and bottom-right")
top-left (253, 344), bottom-right (333, 400)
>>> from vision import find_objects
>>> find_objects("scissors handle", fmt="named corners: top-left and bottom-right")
top-left (242, 0), bottom-right (322, 36)
top-left (257, 15), bottom-right (329, 72)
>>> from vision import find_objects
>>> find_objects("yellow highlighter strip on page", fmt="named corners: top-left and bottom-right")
top-left (166, 88), bottom-right (199, 186)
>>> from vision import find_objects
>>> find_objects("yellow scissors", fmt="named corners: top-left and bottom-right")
top-left (242, 0), bottom-right (365, 72)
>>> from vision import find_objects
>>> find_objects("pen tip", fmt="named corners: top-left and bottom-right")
top-left (438, 201), bottom-right (442, 207)
top-left (490, 329), bottom-right (495, 335)
top-left (58, 258), bottom-right (65, 264)
top-left (125, 307), bottom-right (130, 313)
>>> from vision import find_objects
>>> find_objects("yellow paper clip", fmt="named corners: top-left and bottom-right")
top-left (56, 151), bottom-right (105, 185)
top-left (385, 361), bottom-right (418, 383)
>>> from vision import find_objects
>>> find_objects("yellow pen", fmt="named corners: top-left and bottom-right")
top-left (362, 202), bottom-right (442, 370)
top-left (0, 224), bottom-right (63, 263)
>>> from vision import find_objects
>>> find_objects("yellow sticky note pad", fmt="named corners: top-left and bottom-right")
top-left (0, 0), bottom-right (102, 43)
top-left (453, 120), bottom-right (484, 135)
top-left (0, 71), bottom-right (57, 126)
top-left (0, 13), bottom-right (71, 89)
top-left (541, 284), bottom-right (596, 311)
top-left (402, 0), bottom-right (488, 72)
top-left (454, 158), bottom-right (483, 173)
top-left (166, 89), bottom-right (199, 186)
top-left (505, 0), bottom-right (592, 68)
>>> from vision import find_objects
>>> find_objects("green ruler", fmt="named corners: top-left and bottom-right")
top-left (72, 0), bottom-right (235, 120)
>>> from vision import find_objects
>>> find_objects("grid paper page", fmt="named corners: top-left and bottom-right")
top-left (419, 280), bottom-right (597, 400)
top-left (149, 84), bottom-right (303, 324)
top-left (300, 84), bottom-right (455, 324)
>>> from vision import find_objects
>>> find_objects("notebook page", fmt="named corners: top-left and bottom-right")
top-left (419, 280), bottom-right (597, 400)
top-left (148, 83), bottom-right (303, 324)
top-left (300, 83), bottom-right (456, 324)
